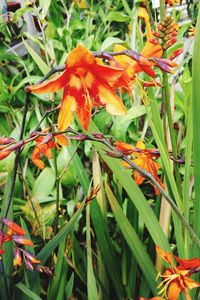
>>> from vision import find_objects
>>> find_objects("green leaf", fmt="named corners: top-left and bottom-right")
top-left (23, 39), bottom-right (50, 75)
top-left (15, 283), bottom-right (42, 300)
top-left (106, 12), bottom-right (130, 22)
top-left (32, 168), bottom-right (55, 199)
top-left (192, 7), bottom-right (200, 257)
top-left (105, 182), bottom-right (158, 294)
top-left (65, 273), bottom-right (74, 300)
top-left (86, 205), bottom-right (98, 300)
top-left (101, 37), bottom-right (124, 51)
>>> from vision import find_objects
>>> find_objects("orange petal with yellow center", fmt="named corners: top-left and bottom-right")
top-left (97, 83), bottom-right (126, 115)
top-left (27, 70), bottom-right (68, 94)
top-left (67, 44), bottom-right (95, 69)
top-left (58, 92), bottom-right (77, 131)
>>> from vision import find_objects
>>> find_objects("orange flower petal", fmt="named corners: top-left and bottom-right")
top-left (175, 256), bottom-right (200, 270)
top-left (138, 7), bottom-right (152, 40)
top-left (2, 218), bottom-right (26, 236)
top-left (0, 150), bottom-right (11, 160)
top-left (13, 236), bottom-right (34, 246)
top-left (142, 41), bottom-right (163, 58)
top-left (67, 44), bottom-right (95, 69)
top-left (96, 82), bottom-right (126, 115)
top-left (27, 70), bottom-right (68, 94)
top-left (114, 141), bottom-right (135, 155)
top-left (31, 147), bottom-right (45, 170)
top-left (55, 134), bottom-right (68, 146)
top-left (58, 93), bottom-right (77, 131)
top-left (167, 279), bottom-right (182, 300)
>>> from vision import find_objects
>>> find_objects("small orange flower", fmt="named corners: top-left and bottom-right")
top-left (27, 45), bottom-right (129, 131)
top-left (115, 140), bottom-right (164, 195)
top-left (156, 246), bottom-right (200, 300)
top-left (113, 41), bottom-right (163, 82)
top-left (2, 217), bottom-right (26, 236)
top-left (31, 135), bottom-right (56, 170)
top-left (165, 0), bottom-right (180, 5)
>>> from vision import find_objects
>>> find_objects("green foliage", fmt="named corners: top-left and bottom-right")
top-left (0, 0), bottom-right (200, 299)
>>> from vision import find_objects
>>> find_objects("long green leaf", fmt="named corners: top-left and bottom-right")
top-left (15, 283), bottom-right (42, 300)
top-left (86, 205), bottom-right (98, 300)
top-left (23, 38), bottom-right (50, 75)
top-left (192, 6), bottom-right (200, 258)
top-left (105, 182), bottom-right (158, 294)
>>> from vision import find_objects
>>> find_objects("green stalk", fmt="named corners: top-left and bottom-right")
top-left (160, 0), bottom-right (182, 197)
top-left (192, 5), bottom-right (200, 258)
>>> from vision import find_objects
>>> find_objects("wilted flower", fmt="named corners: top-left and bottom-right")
top-left (156, 246), bottom-right (200, 300)
top-left (27, 44), bottom-right (129, 131)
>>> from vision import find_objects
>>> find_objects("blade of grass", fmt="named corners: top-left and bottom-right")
top-left (105, 182), bottom-right (158, 294)
top-left (48, 238), bottom-right (67, 300)
top-left (192, 6), bottom-right (200, 258)
top-left (15, 283), bottom-right (42, 300)
top-left (86, 204), bottom-right (98, 300)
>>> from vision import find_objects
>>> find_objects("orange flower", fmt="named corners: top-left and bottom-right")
top-left (2, 217), bottom-right (26, 236)
top-left (156, 246), bottom-right (200, 300)
top-left (165, 0), bottom-right (180, 5)
top-left (31, 135), bottom-right (57, 170)
top-left (113, 41), bottom-right (163, 81)
top-left (115, 140), bottom-right (164, 195)
top-left (27, 45), bottom-right (128, 131)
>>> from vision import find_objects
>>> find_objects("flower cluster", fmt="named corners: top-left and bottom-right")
top-left (115, 140), bottom-right (164, 195)
top-left (0, 218), bottom-right (52, 275)
top-left (27, 45), bottom-right (130, 132)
